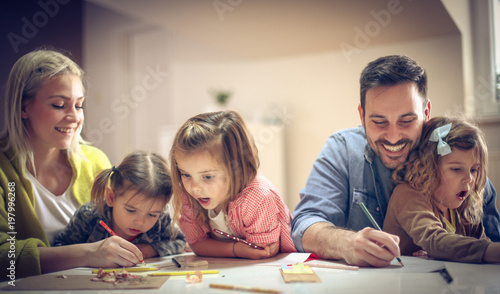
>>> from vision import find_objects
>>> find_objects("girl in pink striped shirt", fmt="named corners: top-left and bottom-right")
top-left (170, 110), bottom-right (296, 259)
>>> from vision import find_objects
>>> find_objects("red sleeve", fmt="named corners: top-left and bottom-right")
top-left (228, 177), bottom-right (281, 244)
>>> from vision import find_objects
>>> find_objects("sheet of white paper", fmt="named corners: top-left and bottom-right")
top-left (146, 254), bottom-right (444, 273)
top-left (253, 252), bottom-right (312, 266)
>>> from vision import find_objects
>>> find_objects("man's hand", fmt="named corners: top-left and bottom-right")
top-left (343, 227), bottom-right (400, 267)
top-left (302, 222), bottom-right (401, 267)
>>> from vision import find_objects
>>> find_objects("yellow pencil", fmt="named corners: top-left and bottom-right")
top-left (149, 270), bottom-right (219, 276)
top-left (91, 267), bottom-right (158, 273)
top-left (210, 283), bottom-right (281, 293)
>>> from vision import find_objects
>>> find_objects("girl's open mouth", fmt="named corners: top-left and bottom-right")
top-left (198, 197), bottom-right (210, 206)
top-left (457, 190), bottom-right (468, 200)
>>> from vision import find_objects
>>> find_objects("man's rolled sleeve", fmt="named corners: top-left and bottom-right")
top-left (291, 212), bottom-right (331, 252)
top-left (291, 133), bottom-right (351, 252)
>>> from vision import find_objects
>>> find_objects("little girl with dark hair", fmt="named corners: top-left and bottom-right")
top-left (55, 151), bottom-right (185, 261)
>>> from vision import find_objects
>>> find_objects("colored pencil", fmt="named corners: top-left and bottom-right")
top-left (359, 202), bottom-right (404, 267)
top-left (172, 257), bottom-right (181, 268)
top-left (305, 262), bottom-right (359, 271)
top-left (99, 220), bottom-right (117, 237)
top-left (99, 220), bottom-right (145, 265)
top-left (149, 270), bottom-right (219, 276)
top-left (92, 267), bottom-right (158, 273)
top-left (210, 283), bottom-right (281, 293)
top-left (213, 229), bottom-right (264, 250)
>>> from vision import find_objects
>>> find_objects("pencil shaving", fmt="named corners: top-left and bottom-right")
top-left (185, 271), bottom-right (203, 284)
top-left (91, 268), bottom-right (148, 285)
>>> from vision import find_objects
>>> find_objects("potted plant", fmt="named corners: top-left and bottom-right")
top-left (209, 88), bottom-right (232, 108)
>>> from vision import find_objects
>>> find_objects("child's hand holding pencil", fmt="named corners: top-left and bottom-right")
top-left (98, 220), bottom-right (145, 266)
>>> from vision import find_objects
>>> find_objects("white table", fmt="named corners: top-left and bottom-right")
top-left (2, 253), bottom-right (500, 294)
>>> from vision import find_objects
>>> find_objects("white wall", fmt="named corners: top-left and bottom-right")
top-left (83, 2), bottom-right (151, 164)
top-left (85, 3), bottom-right (500, 211)
top-left (171, 33), bottom-right (464, 209)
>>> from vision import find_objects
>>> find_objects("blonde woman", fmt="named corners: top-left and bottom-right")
top-left (0, 49), bottom-right (141, 280)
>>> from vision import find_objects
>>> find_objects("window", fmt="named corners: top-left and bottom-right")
top-left (471, 0), bottom-right (500, 118)
top-left (494, 0), bottom-right (500, 103)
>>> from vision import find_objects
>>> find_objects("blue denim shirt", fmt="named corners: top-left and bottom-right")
top-left (291, 126), bottom-right (500, 252)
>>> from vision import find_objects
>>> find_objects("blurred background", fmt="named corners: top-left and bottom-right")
top-left (1, 0), bottom-right (499, 211)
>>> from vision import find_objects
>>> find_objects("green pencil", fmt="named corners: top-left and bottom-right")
top-left (359, 202), bottom-right (404, 267)
top-left (149, 270), bottom-right (219, 276)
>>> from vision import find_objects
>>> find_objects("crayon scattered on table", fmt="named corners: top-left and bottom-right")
top-left (172, 257), bottom-right (181, 268)
top-left (148, 270), bottom-right (219, 276)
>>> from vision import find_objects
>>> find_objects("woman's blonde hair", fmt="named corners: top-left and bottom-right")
top-left (0, 48), bottom-right (86, 173)
top-left (394, 116), bottom-right (488, 225)
top-left (170, 110), bottom-right (259, 228)
top-left (91, 151), bottom-right (172, 217)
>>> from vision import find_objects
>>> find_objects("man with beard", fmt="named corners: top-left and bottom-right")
top-left (291, 55), bottom-right (500, 267)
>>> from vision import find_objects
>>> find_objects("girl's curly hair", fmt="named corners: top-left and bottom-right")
top-left (393, 116), bottom-right (488, 225)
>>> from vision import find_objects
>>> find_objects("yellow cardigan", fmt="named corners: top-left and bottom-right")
top-left (0, 141), bottom-right (111, 280)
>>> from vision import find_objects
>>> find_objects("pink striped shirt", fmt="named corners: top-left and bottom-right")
top-left (179, 174), bottom-right (296, 253)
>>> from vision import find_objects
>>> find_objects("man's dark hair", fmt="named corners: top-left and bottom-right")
top-left (359, 55), bottom-right (427, 112)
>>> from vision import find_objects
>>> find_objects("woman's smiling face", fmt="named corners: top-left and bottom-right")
top-left (175, 150), bottom-right (228, 213)
top-left (22, 74), bottom-right (84, 151)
